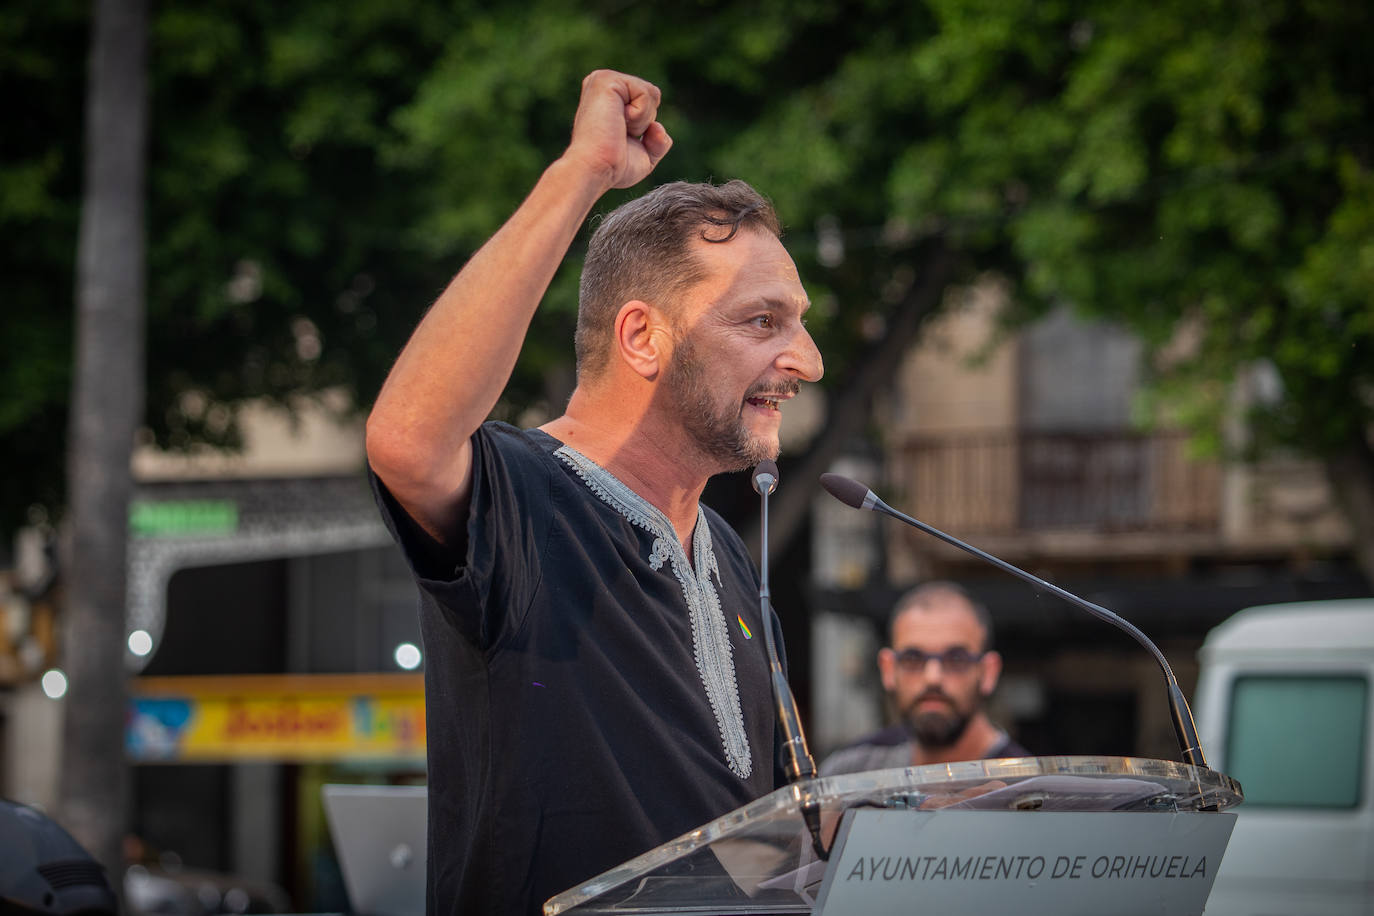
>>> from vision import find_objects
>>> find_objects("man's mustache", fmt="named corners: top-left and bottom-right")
top-left (908, 688), bottom-right (954, 709)
top-left (744, 378), bottom-right (801, 400)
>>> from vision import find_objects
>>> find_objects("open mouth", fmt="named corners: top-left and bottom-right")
top-left (744, 380), bottom-right (800, 413)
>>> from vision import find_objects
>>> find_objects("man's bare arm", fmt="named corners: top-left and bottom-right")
top-left (365, 70), bottom-right (672, 544)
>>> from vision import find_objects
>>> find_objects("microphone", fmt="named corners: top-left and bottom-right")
top-left (751, 460), bottom-right (778, 497)
top-left (818, 472), bottom-right (1209, 770)
top-left (752, 461), bottom-right (815, 782)
top-left (752, 461), bottom-right (827, 859)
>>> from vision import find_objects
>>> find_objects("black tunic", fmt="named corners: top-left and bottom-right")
top-left (372, 422), bottom-right (782, 916)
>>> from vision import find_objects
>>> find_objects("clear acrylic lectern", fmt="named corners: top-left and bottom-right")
top-left (544, 756), bottom-right (1244, 915)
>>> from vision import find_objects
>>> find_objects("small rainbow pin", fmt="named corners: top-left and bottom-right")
top-left (737, 614), bottom-right (753, 640)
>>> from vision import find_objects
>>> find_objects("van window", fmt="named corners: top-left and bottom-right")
top-left (1226, 675), bottom-right (1366, 808)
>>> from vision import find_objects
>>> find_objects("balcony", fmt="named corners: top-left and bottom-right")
top-left (892, 430), bottom-right (1222, 560)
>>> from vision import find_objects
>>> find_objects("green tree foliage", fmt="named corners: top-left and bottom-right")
top-left (724, 0), bottom-right (1371, 459)
top-left (0, 0), bottom-right (921, 542)
top-left (2, 0), bottom-right (87, 532)
top-left (3, 0), bottom-right (1371, 568)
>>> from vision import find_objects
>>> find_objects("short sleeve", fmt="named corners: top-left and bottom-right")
top-left (369, 423), bottom-right (555, 649)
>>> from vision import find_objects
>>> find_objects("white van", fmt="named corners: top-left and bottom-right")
top-left (1193, 598), bottom-right (1374, 914)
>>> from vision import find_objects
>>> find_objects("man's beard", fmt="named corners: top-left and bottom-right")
top-left (900, 690), bottom-right (975, 749)
top-left (662, 333), bottom-right (781, 471)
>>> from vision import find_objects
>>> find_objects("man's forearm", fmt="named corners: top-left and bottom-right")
top-left (365, 158), bottom-right (609, 533)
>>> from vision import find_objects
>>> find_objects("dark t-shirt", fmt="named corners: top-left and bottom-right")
top-left (372, 422), bottom-right (781, 916)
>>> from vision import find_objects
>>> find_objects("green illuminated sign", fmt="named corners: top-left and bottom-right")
top-left (129, 500), bottom-right (239, 537)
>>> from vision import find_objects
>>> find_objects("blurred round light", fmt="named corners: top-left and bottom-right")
top-left (41, 669), bottom-right (68, 699)
top-left (394, 642), bottom-right (422, 671)
top-left (128, 629), bottom-right (154, 656)
top-left (223, 888), bottom-right (250, 914)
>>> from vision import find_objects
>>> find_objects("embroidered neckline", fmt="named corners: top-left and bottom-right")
top-left (555, 444), bottom-right (752, 779)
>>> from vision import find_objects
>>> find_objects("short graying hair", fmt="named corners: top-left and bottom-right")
top-left (889, 581), bottom-right (996, 652)
top-left (575, 179), bottom-right (781, 379)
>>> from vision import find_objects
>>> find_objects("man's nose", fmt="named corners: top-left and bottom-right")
top-left (779, 325), bottom-right (823, 382)
top-left (919, 656), bottom-right (947, 678)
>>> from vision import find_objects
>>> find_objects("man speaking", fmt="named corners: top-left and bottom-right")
top-left (365, 70), bottom-right (823, 915)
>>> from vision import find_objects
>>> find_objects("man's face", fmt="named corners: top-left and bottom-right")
top-left (878, 598), bottom-right (1001, 749)
top-left (661, 332), bottom-right (786, 468)
top-left (659, 229), bottom-right (822, 471)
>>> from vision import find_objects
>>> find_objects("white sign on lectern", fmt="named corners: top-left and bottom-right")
top-left (815, 809), bottom-right (1236, 916)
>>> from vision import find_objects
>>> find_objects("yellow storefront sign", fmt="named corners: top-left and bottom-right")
top-left (127, 673), bottom-right (425, 763)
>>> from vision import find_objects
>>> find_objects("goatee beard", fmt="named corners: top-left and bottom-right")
top-left (907, 710), bottom-right (973, 748)
top-left (902, 693), bottom-right (973, 749)
top-left (664, 334), bottom-right (780, 470)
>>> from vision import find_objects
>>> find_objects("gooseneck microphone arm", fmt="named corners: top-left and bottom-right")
top-left (753, 461), bottom-right (818, 783)
top-left (818, 472), bottom-right (1208, 770)
top-left (752, 461), bottom-right (827, 860)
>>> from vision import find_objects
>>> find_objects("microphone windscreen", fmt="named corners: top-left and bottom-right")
top-left (819, 472), bottom-right (870, 509)
top-left (751, 459), bottom-right (780, 495)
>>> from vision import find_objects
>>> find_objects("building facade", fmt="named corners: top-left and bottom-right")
top-left (810, 283), bottom-right (1368, 762)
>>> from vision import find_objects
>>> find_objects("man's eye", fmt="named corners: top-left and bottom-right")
top-left (755, 314), bottom-right (775, 328)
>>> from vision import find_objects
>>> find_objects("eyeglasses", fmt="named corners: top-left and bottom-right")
top-left (892, 647), bottom-right (985, 674)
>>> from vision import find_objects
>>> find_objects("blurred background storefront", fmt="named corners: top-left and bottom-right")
top-left (1, 400), bottom-right (426, 911)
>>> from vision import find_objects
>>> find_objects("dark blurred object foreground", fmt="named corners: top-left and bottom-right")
top-left (0, 798), bottom-right (119, 916)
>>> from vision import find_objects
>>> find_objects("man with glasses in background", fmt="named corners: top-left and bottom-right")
top-left (820, 582), bottom-right (1029, 774)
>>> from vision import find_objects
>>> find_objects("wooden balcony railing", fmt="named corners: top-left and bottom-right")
top-left (894, 430), bottom-right (1221, 536)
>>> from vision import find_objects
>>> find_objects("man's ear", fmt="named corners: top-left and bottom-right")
top-left (979, 649), bottom-right (1003, 697)
top-left (614, 300), bottom-right (671, 381)
top-left (877, 647), bottom-right (898, 694)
